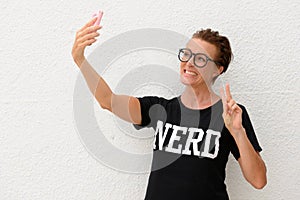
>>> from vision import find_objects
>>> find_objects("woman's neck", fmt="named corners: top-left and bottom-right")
top-left (181, 84), bottom-right (220, 109)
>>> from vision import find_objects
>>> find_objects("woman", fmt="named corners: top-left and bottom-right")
top-left (72, 17), bottom-right (267, 200)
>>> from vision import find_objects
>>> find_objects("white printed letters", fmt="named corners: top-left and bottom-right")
top-left (153, 120), bottom-right (221, 159)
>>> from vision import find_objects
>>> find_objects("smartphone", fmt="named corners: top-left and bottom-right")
top-left (92, 10), bottom-right (103, 26)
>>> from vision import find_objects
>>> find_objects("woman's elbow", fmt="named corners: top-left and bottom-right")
top-left (96, 94), bottom-right (113, 111)
top-left (252, 177), bottom-right (267, 189)
top-left (100, 103), bottom-right (111, 111)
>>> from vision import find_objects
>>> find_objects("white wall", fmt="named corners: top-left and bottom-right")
top-left (1, 0), bottom-right (299, 199)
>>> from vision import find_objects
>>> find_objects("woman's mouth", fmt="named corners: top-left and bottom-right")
top-left (184, 69), bottom-right (197, 76)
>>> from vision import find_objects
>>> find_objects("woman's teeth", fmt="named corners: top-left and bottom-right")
top-left (185, 70), bottom-right (197, 76)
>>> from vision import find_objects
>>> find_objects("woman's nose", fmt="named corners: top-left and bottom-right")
top-left (186, 56), bottom-right (195, 67)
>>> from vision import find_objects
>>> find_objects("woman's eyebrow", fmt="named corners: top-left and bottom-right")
top-left (186, 47), bottom-right (208, 55)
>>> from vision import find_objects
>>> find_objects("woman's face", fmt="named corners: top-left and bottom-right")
top-left (179, 38), bottom-right (222, 88)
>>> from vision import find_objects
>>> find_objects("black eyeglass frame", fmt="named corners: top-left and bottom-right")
top-left (178, 48), bottom-right (221, 68)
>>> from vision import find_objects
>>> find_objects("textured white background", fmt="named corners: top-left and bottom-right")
top-left (1, 0), bottom-right (300, 199)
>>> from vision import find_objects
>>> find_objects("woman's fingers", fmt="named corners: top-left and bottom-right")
top-left (77, 31), bottom-right (100, 45)
top-left (80, 38), bottom-right (97, 47)
top-left (227, 99), bottom-right (236, 115)
top-left (226, 98), bottom-right (242, 115)
top-left (74, 25), bottom-right (102, 50)
top-left (225, 84), bottom-right (232, 102)
top-left (220, 84), bottom-right (241, 116)
top-left (227, 99), bottom-right (236, 108)
top-left (76, 25), bottom-right (102, 41)
top-left (78, 17), bottom-right (98, 33)
top-left (220, 87), bottom-right (228, 113)
top-left (231, 103), bottom-right (239, 112)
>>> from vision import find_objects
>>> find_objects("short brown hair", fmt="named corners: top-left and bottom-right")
top-left (192, 29), bottom-right (233, 73)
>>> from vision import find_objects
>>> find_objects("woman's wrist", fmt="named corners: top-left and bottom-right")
top-left (74, 56), bottom-right (85, 68)
top-left (229, 127), bottom-right (246, 140)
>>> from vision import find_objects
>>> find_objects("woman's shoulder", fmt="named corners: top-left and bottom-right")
top-left (136, 95), bottom-right (179, 102)
top-left (135, 95), bottom-right (180, 107)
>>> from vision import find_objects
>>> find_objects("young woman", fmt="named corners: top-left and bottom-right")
top-left (72, 17), bottom-right (267, 200)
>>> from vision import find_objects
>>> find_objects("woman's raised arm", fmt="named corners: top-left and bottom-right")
top-left (71, 17), bottom-right (142, 125)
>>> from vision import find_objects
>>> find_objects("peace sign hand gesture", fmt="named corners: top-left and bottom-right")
top-left (221, 84), bottom-right (244, 138)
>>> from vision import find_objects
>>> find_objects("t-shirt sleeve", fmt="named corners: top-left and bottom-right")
top-left (132, 96), bottom-right (161, 130)
top-left (230, 105), bottom-right (263, 160)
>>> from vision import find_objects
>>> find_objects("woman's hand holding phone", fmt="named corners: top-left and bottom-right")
top-left (71, 11), bottom-right (103, 67)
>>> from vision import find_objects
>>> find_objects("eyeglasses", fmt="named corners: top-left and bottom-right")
top-left (178, 48), bottom-right (220, 68)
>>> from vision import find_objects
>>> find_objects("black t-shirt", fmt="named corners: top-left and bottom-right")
top-left (133, 95), bottom-right (262, 200)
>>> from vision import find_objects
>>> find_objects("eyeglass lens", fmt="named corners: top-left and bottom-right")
top-left (178, 49), bottom-right (207, 68)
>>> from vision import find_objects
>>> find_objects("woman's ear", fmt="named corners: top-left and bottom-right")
top-left (218, 66), bottom-right (224, 74)
top-left (213, 66), bottom-right (224, 78)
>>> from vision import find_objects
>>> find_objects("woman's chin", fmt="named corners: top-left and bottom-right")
top-left (180, 77), bottom-right (195, 86)
top-left (180, 76), bottom-right (209, 88)
top-left (180, 74), bottom-right (201, 84)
